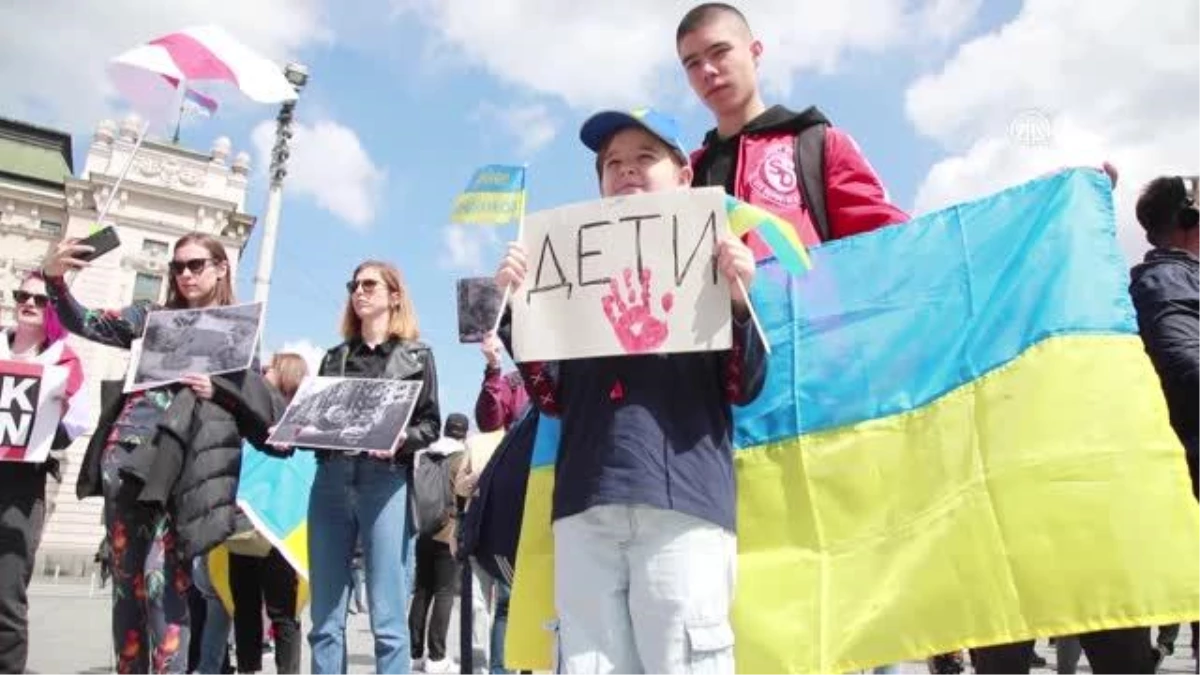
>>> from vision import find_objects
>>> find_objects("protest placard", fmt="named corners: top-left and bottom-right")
top-left (0, 359), bottom-right (68, 463)
top-left (511, 187), bottom-right (732, 362)
top-left (267, 376), bottom-right (423, 455)
top-left (125, 301), bottom-right (265, 392)
top-left (457, 277), bottom-right (504, 343)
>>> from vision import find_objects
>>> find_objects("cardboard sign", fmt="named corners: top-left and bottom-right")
top-left (512, 187), bottom-right (732, 362)
top-left (0, 359), bottom-right (67, 464)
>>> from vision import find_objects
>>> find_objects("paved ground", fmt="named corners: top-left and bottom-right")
top-left (26, 579), bottom-right (1198, 674)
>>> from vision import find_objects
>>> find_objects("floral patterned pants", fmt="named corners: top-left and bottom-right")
top-left (102, 441), bottom-right (191, 674)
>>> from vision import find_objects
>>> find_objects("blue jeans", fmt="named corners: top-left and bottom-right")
top-left (491, 577), bottom-right (510, 674)
top-left (191, 557), bottom-right (231, 675)
top-left (307, 455), bottom-right (415, 674)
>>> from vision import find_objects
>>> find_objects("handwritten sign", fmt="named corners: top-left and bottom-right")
top-left (512, 187), bottom-right (732, 362)
top-left (0, 359), bottom-right (67, 464)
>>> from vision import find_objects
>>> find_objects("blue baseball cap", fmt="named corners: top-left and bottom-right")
top-left (579, 107), bottom-right (688, 164)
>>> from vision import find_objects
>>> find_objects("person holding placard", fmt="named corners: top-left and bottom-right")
top-left (493, 108), bottom-right (767, 674)
top-left (474, 331), bottom-right (528, 434)
top-left (40, 233), bottom-right (282, 674)
top-left (304, 260), bottom-right (441, 675)
top-left (0, 271), bottom-right (89, 674)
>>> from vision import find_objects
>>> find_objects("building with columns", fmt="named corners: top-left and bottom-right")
top-left (0, 113), bottom-right (258, 575)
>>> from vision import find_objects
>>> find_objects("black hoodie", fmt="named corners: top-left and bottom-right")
top-left (691, 104), bottom-right (829, 194)
top-left (1129, 247), bottom-right (1198, 494)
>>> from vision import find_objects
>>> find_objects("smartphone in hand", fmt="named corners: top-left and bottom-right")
top-left (72, 226), bottom-right (121, 262)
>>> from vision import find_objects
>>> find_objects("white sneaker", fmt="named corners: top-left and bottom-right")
top-left (425, 657), bottom-right (453, 673)
top-left (412, 657), bottom-right (425, 672)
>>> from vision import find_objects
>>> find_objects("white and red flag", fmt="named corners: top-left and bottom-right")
top-left (109, 24), bottom-right (298, 124)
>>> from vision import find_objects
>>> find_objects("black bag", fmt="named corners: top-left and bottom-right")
top-left (411, 452), bottom-right (455, 537)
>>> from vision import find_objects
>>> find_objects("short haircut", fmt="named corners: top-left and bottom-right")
top-left (1136, 176), bottom-right (1197, 244)
top-left (676, 3), bottom-right (751, 43)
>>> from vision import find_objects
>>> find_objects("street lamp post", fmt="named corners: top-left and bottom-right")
top-left (252, 61), bottom-right (308, 304)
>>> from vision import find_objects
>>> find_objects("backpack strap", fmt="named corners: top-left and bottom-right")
top-left (795, 124), bottom-right (830, 242)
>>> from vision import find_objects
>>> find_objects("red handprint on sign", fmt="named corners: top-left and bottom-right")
top-left (601, 267), bottom-right (674, 354)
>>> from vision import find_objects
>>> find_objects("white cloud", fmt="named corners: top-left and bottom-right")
top-left (906, 0), bottom-right (1200, 262)
top-left (390, 0), bottom-right (982, 109)
top-left (474, 102), bottom-right (560, 157)
top-left (273, 338), bottom-right (328, 375)
top-left (0, 0), bottom-right (331, 133)
top-left (441, 225), bottom-right (501, 274)
top-left (252, 119), bottom-right (387, 229)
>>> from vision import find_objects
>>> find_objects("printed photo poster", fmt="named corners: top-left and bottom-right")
top-left (125, 302), bottom-right (265, 393)
top-left (0, 359), bottom-right (68, 464)
top-left (457, 277), bottom-right (504, 343)
top-left (266, 376), bottom-right (423, 456)
top-left (511, 187), bottom-right (732, 362)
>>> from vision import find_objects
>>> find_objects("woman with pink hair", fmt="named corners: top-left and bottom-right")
top-left (0, 271), bottom-right (90, 673)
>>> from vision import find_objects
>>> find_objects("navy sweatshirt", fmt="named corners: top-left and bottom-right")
top-left (500, 309), bottom-right (767, 533)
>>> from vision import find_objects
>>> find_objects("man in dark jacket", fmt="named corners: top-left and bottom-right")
top-left (1129, 175), bottom-right (1199, 670)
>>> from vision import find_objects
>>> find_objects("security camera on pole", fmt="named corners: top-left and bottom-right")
top-left (253, 62), bottom-right (308, 305)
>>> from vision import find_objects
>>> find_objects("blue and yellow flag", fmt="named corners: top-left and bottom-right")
top-left (234, 445), bottom-right (315, 578)
top-left (505, 168), bottom-right (1200, 672)
top-left (725, 195), bottom-right (812, 275)
top-left (207, 445), bottom-right (316, 615)
top-left (450, 164), bottom-right (527, 225)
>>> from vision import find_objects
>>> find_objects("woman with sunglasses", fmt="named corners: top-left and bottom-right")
top-left (301, 260), bottom-right (440, 674)
top-left (0, 271), bottom-right (89, 674)
top-left (40, 233), bottom-right (282, 674)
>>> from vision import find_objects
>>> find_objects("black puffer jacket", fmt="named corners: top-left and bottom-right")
top-left (79, 371), bottom-right (283, 559)
top-left (1129, 248), bottom-right (1199, 495)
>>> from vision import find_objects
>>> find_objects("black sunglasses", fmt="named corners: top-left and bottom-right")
top-left (169, 258), bottom-right (214, 276)
top-left (11, 290), bottom-right (48, 308)
top-left (346, 279), bottom-right (384, 294)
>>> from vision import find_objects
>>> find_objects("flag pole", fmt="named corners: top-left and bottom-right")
top-left (171, 77), bottom-right (188, 144)
top-left (490, 164), bottom-right (528, 336)
top-left (93, 118), bottom-right (152, 230)
top-left (735, 277), bottom-right (771, 355)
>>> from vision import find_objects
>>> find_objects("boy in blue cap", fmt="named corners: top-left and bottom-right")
top-left (493, 108), bottom-right (767, 674)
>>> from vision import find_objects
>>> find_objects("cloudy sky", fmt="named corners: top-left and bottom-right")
top-left (1, 0), bottom-right (1197, 421)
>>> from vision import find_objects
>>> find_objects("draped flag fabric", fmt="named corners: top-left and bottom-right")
top-left (234, 445), bottom-right (316, 579)
top-left (449, 164), bottom-right (527, 225)
top-left (505, 168), bottom-right (1200, 673)
top-left (208, 445), bottom-right (315, 615)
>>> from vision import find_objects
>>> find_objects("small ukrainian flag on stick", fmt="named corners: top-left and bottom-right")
top-left (724, 195), bottom-right (813, 276)
top-left (450, 163), bottom-right (529, 333)
top-left (449, 164), bottom-right (527, 226)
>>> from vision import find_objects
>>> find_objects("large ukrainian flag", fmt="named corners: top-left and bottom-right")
top-left (506, 168), bottom-right (1200, 672)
